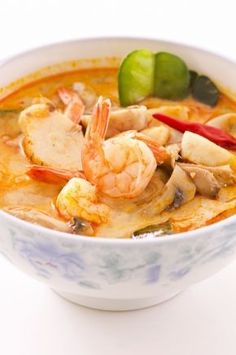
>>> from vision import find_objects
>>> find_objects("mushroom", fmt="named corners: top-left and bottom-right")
top-left (181, 131), bottom-right (234, 167)
top-left (81, 105), bottom-right (149, 138)
top-left (151, 165), bottom-right (196, 213)
top-left (165, 144), bottom-right (181, 168)
top-left (179, 163), bottom-right (235, 198)
top-left (207, 113), bottom-right (236, 137)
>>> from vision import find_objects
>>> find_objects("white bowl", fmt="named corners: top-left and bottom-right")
top-left (0, 38), bottom-right (236, 311)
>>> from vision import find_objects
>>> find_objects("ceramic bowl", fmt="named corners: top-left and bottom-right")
top-left (0, 38), bottom-right (236, 311)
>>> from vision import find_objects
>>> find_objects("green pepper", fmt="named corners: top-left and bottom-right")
top-left (118, 49), bottom-right (155, 106)
top-left (154, 52), bottom-right (190, 100)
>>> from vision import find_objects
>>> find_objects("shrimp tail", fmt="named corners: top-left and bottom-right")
top-left (58, 87), bottom-right (85, 124)
top-left (28, 165), bottom-right (85, 184)
top-left (86, 96), bottom-right (111, 140)
top-left (134, 133), bottom-right (170, 164)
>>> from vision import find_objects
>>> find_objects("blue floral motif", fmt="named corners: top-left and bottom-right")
top-left (12, 238), bottom-right (85, 281)
top-left (147, 265), bottom-right (161, 283)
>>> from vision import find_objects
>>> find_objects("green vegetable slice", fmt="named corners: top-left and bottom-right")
top-left (154, 52), bottom-right (190, 100)
top-left (192, 75), bottom-right (219, 107)
top-left (118, 49), bottom-right (155, 106)
top-left (132, 222), bottom-right (173, 239)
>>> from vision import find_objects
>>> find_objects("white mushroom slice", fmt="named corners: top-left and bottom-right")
top-left (81, 105), bottom-right (148, 138)
top-left (141, 126), bottom-right (170, 146)
top-left (152, 165), bottom-right (196, 213)
top-left (180, 163), bottom-right (235, 187)
top-left (207, 113), bottom-right (236, 137)
top-left (181, 131), bottom-right (235, 168)
top-left (19, 104), bottom-right (84, 170)
top-left (179, 164), bottom-right (220, 197)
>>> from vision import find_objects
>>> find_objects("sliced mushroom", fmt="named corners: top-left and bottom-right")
top-left (81, 105), bottom-right (149, 138)
top-left (207, 113), bottom-right (236, 137)
top-left (179, 163), bottom-right (220, 197)
top-left (165, 144), bottom-right (181, 168)
top-left (151, 165), bottom-right (196, 213)
top-left (181, 131), bottom-right (234, 167)
top-left (180, 163), bottom-right (235, 186)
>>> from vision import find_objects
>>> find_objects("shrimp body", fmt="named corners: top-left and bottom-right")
top-left (56, 177), bottom-right (110, 224)
top-left (82, 97), bottom-right (157, 198)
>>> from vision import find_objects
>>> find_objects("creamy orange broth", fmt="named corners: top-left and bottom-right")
top-left (0, 66), bottom-right (236, 238)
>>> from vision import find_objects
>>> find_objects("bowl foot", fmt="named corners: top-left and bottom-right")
top-left (52, 289), bottom-right (181, 311)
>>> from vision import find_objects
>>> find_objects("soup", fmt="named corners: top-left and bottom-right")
top-left (1, 50), bottom-right (236, 238)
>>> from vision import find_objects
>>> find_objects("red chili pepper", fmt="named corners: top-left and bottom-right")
top-left (153, 113), bottom-right (236, 150)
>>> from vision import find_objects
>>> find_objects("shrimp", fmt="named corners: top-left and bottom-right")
top-left (82, 97), bottom-right (157, 199)
top-left (117, 130), bottom-right (170, 164)
top-left (56, 177), bottom-right (110, 224)
top-left (19, 88), bottom-right (85, 170)
top-left (28, 165), bottom-right (85, 184)
top-left (58, 87), bottom-right (85, 124)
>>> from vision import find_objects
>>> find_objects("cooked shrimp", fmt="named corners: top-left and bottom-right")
top-left (82, 97), bottom-right (157, 198)
top-left (56, 177), bottom-right (110, 224)
top-left (28, 165), bottom-right (85, 184)
top-left (58, 87), bottom-right (85, 124)
top-left (118, 130), bottom-right (170, 164)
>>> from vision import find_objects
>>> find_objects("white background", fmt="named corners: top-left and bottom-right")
top-left (1, 0), bottom-right (236, 354)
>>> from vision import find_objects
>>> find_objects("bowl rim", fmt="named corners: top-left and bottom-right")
top-left (0, 35), bottom-right (236, 244)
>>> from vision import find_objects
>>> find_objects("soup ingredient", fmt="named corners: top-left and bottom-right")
top-left (179, 163), bottom-right (235, 188)
top-left (150, 165), bottom-right (196, 214)
top-left (56, 177), bottom-right (110, 224)
top-left (19, 101), bottom-right (84, 170)
top-left (82, 97), bottom-right (157, 198)
top-left (133, 221), bottom-right (173, 238)
top-left (189, 70), bottom-right (198, 88)
top-left (73, 82), bottom-right (97, 111)
top-left (207, 113), bottom-right (236, 137)
top-left (69, 217), bottom-right (94, 236)
top-left (3, 206), bottom-right (71, 232)
top-left (154, 52), bottom-right (190, 99)
top-left (118, 130), bottom-right (170, 164)
top-left (169, 196), bottom-right (236, 232)
top-left (192, 75), bottom-right (219, 107)
top-left (153, 113), bottom-right (236, 150)
top-left (181, 131), bottom-right (236, 168)
top-left (141, 126), bottom-right (170, 146)
top-left (180, 164), bottom-right (221, 197)
top-left (118, 49), bottom-right (154, 106)
top-left (81, 105), bottom-right (149, 138)
top-left (58, 87), bottom-right (85, 123)
top-left (28, 165), bottom-right (84, 184)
